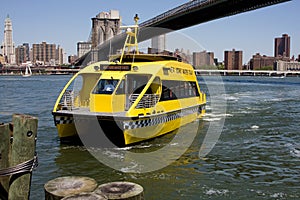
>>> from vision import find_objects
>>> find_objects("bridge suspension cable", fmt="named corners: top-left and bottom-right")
top-left (139, 0), bottom-right (217, 27)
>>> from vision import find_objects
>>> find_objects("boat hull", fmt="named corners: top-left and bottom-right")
top-left (53, 104), bottom-right (205, 147)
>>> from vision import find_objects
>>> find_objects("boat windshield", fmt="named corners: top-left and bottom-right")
top-left (92, 79), bottom-right (119, 94)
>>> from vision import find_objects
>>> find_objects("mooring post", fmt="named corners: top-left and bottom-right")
top-left (94, 181), bottom-right (144, 200)
top-left (44, 176), bottom-right (98, 200)
top-left (0, 123), bottom-right (10, 198)
top-left (8, 114), bottom-right (38, 199)
top-left (61, 193), bottom-right (106, 200)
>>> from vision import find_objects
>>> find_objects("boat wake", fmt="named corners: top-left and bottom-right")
top-left (203, 113), bottom-right (233, 122)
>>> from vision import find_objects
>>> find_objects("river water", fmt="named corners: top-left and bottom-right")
top-left (0, 75), bottom-right (299, 199)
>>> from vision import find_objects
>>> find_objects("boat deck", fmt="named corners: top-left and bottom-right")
top-left (54, 108), bottom-right (128, 118)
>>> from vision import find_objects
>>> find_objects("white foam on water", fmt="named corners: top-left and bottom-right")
top-left (285, 143), bottom-right (300, 158)
top-left (264, 98), bottom-right (286, 103)
top-left (135, 144), bottom-right (153, 149)
top-left (250, 189), bottom-right (295, 199)
top-left (120, 162), bottom-right (139, 173)
top-left (251, 125), bottom-right (259, 129)
top-left (204, 113), bottom-right (233, 118)
top-left (234, 105), bottom-right (270, 115)
top-left (60, 145), bottom-right (86, 151)
top-left (203, 113), bottom-right (233, 122)
top-left (290, 148), bottom-right (300, 158)
top-left (224, 95), bottom-right (239, 101)
top-left (270, 192), bottom-right (286, 198)
top-left (205, 188), bottom-right (229, 196)
top-left (203, 117), bottom-right (222, 122)
top-left (205, 105), bottom-right (212, 111)
top-left (102, 150), bottom-right (124, 159)
top-left (223, 91), bottom-right (257, 101)
top-left (115, 146), bottom-right (134, 151)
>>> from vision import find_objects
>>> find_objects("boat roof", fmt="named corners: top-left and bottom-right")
top-left (110, 54), bottom-right (180, 62)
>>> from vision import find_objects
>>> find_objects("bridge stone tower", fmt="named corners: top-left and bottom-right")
top-left (91, 10), bottom-right (121, 49)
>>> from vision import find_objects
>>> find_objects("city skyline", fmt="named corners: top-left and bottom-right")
top-left (0, 0), bottom-right (299, 63)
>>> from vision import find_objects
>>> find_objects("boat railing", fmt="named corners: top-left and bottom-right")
top-left (60, 90), bottom-right (74, 110)
top-left (130, 94), bottom-right (160, 109)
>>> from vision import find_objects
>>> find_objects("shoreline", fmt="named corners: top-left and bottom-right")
top-left (1, 69), bottom-right (300, 77)
top-left (195, 69), bottom-right (300, 77)
top-left (0, 73), bottom-right (74, 76)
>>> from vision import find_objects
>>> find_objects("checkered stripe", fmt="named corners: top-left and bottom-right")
top-left (123, 106), bottom-right (199, 130)
top-left (179, 107), bottom-right (199, 117)
top-left (55, 116), bottom-right (73, 125)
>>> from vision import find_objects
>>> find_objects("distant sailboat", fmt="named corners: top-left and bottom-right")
top-left (22, 65), bottom-right (32, 77)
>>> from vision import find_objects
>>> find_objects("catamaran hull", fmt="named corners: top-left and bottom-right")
top-left (53, 105), bottom-right (205, 147)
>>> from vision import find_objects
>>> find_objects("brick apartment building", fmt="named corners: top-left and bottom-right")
top-left (193, 51), bottom-right (214, 68)
top-left (224, 49), bottom-right (243, 70)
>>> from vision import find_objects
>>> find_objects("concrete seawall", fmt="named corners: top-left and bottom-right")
top-left (195, 69), bottom-right (300, 77)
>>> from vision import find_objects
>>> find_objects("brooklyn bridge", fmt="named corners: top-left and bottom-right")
top-left (76, 0), bottom-right (291, 66)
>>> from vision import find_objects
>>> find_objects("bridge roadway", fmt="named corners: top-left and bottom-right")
top-left (140, 0), bottom-right (291, 30)
top-left (77, 0), bottom-right (291, 66)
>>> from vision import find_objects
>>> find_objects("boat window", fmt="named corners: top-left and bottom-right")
top-left (73, 75), bottom-right (83, 96)
top-left (92, 79), bottom-right (119, 94)
top-left (59, 75), bottom-right (83, 109)
top-left (115, 79), bottom-right (125, 94)
top-left (59, 73), bottom-right (101, 109)
top-left (134, 76), bottom-right (161, 109)
top-left (160, 80), bottom-right (200, 101)
top-left (125, 74), bottom-right (151, 94)
top-left (124, 74), bottom-right (152, 110)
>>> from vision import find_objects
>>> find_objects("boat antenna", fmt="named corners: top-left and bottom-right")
top-left (119, 14), bottom-right (139, 63)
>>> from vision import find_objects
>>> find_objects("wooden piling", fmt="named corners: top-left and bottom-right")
top-left (0, 114), bottom-right (38, 200)
top-left (61, 193), bottom-right (107, 200)
top-left (94, 181), bottom-right (144, 200)
top-left (9, 114), bottom-right (38, 199)
top-left (0, 123), bottom-right (10, 198)
top-left (44, 176), bottom-right (98, 200)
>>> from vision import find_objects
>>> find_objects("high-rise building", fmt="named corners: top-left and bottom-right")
top-left (249, 53), bottom-right (277, 70)
top-left (274, 34), bottom-right (290, 58)
top-left (224, 49), bottom-right (243, 70)
top-left (77, 42), bottom-right (92, 58)
top-left (56, 45), bottom-right (64, 65)
top-left (22, 43), bottom-right (30, 61)
top-left (32, 42), bottom-right (56, 65)
top-left (15, 43), bottom-right (30, 65)
top-left (68, 55), bottom-right (78, 65)
top-left (151, 35), bottom-right (166, 54)
top-left (2, 15), bottom-right (15, 64)
top-left (0, 54), bottom-right (4, 66)
top-left (16, 45), bottom-right (27, 65)
top-left (193, 51), bottom-right (214, 68)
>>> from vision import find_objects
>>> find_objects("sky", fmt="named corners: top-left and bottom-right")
top-left (0, 0), bottom-right (299, 63)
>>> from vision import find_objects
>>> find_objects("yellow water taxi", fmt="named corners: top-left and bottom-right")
top-left (52, 15), bottom-right (206, 147)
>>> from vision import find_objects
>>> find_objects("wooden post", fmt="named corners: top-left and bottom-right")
top-left (94, 182), bottom-right (144, 200)
top-left (0, 123), bottom-right (10, 199)
top-left (44, 176), bottom-right (98, 200)
top-left (8, 114), bottom-right (38, 199)
top-left (61, 193), bottom-right (107, 200)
